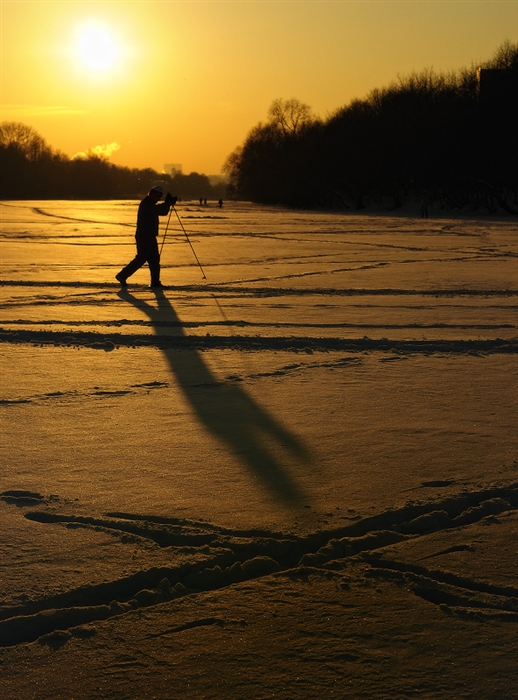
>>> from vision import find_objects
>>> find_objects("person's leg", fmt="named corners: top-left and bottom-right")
top-left (147, 238), bottom-right (161, 287)
top-left (116, 252), bottom-right (146, 283)
top-left (116, 237), bottom-right (147, 284)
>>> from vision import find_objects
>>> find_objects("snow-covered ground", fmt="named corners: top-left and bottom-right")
top-left (0, 200), bottom-right (517, 698)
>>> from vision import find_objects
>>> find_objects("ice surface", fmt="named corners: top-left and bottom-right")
top-left (0, 200), bottom-right (517, 698)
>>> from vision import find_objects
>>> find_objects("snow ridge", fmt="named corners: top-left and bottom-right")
top-left (1, 482), bottom-right (516, 647)
top-left (1, 326), bottom-right (516, 354)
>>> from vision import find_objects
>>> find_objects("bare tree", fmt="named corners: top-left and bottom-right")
top-left (0, 122), bottom-right (52, 160)
top-left (485, 39), bottom-right (518, 70)
top-left (267, 98), bottom-right (313, 136)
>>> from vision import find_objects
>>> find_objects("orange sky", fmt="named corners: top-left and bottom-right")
top-left (1, 1), bottom-right (517, 176)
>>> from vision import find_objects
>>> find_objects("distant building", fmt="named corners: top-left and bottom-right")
top-left (164, 163), bottom-right (182, 176)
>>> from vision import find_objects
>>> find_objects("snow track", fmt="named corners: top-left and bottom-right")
top-left (1, 326), bottom-right (516, 354)
top-left (1, 482), bottom-right (517, 647)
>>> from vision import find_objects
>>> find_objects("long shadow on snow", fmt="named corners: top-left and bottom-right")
top-left (118, 288), bottom-right (310, 506)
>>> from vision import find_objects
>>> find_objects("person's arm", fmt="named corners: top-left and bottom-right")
top-left (156, 193), bottom-right (177, 215)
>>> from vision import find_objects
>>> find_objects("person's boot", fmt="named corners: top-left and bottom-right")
top-left (116, 272), bottom-right (128, 287)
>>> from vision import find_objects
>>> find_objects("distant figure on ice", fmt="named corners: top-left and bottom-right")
top-left (116, 185), bottom-right (177, 288)
top-left (218, 198), bottom-right (223, 208)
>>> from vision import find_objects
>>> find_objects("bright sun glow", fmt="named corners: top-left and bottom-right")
top-left (75, 21), bottom-right (120, 73)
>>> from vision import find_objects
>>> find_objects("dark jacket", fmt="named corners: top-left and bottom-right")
top-left (136, 196), bottom-right (171, 240)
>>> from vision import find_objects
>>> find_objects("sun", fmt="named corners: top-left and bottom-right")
top-left (75, 21), bottom-right (121, 73)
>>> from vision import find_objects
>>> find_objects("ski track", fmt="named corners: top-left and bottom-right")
top-left (1, 283), bottom-right (517, 353)
top-left (1, 318), bottom-right (513, 330)
top-left (2, 203), bottom-right (517, 656)
top-left (0, 483), bottom-right (517, 647)
top-left (1, 327), bottom-right (516, 355)
top-left (0, 360), bottom-right (363, 406)
top-left (1, 282), bottom-right (516, 356)
top-left (2, 281), bottom-right (518, 296)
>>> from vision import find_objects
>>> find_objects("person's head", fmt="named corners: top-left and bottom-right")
top-left (149, 185), bottom-right (164, 201)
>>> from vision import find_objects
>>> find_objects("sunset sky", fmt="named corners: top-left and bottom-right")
top-left (1, 1), bottom-right (516, 176)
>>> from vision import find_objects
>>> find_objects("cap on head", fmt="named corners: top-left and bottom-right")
top-left (150, 185), bottom-right (164, 196)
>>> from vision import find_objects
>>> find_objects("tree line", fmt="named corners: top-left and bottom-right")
top-left (225, 41), bottom-right (518, 214)
top-left (2, 41), bottom-right (516, 211)
top-left (0, 122), bottom-right (227, 201)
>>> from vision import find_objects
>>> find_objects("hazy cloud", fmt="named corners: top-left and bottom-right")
top-left (2, 105), bottom-right (88, 117)
top-left (73, 142), bottom-right (121, 160)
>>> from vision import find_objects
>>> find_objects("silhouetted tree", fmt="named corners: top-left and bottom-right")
top-left (268, 98), bottom-right (314, 136)
top-left (486, 39), bottom-right (518, 70)
top-left (226, 41), bottom-right (517, 213)
top-left (224, 99), bottom-right (321, 206)
top-left (0, 122), bottom-right (53, 160)
top-left (0, 121), bottom-right (228, 200)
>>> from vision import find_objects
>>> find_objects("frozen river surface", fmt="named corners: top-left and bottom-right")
top-left (0, 200), bottom-right (517, 699)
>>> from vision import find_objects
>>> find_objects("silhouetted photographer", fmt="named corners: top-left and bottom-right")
top-left (116, 185), bottom-right (177, 288)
